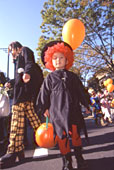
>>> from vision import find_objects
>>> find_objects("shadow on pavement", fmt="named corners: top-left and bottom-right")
top-left (6, 153), bottom-right (114, 170)
top-left (83, 143), bottom-right (114, 154)
top-left (83, 131), bottom-right (114, 146)
top-left (87, 157), bottom-right (114, 170)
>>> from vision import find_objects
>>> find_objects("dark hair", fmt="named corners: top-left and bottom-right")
top-left (8, 41), bottom-right (22, 51)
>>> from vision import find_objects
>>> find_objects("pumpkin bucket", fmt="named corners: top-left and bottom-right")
top-left (35, 117), bottom-right (56, 148)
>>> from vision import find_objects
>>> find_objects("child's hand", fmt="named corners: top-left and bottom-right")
top-left (44, 109), bottom-right (50, 117)
top-left (85, 108), bottom-right (91, 114)
top-left (4, 82), bottom-right (11, 88)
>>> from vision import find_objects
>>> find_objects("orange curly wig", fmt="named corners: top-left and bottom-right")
top-left (44, 42), bottom-right (74, 71)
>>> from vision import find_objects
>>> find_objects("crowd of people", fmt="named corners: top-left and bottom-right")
top-left (88, 88), bottom-right (113, 126)
top-left (0, 40), bottom-right (113, 170)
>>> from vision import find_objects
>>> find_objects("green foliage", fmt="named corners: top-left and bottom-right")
top-left (36, 0), bottom-right (114, 84)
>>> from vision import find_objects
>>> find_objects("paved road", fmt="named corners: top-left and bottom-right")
top-left (0, 116), bottom-right (114, 170)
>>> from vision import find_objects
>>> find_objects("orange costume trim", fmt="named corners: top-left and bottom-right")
top-left (56, 125), bottom-right (82, 155)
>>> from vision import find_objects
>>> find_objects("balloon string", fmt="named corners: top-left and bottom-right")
top-left (46, 116), bottom-right (48, 129)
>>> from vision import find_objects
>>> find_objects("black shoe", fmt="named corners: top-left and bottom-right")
top-left (74, 146), bottom-right (88, 169)
top-left (0, 151), bottom-right (25, 169)
top-left (77, 158), bottom-right (88, 169)
top-left (62, 153), bottom-right (73, 170)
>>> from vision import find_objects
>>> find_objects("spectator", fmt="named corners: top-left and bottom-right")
top-left (0, 74), bottom-right (8, 154)
top-left (88, 88), bottom-right (106, 126)
top-left (100, 90), bottom-right (113, 124)
top-left (0, 41), bottom-right (43, 168)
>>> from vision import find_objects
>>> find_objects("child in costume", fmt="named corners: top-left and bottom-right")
top-left (100, 90), bottom-right (113, 124)
top-left (88, 88), bottom-right (106, 126)
top-left (36, 41), bottom-right (90, 170)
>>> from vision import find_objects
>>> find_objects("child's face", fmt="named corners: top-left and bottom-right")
top-left (92, 91), bottom-right (96, 97)
top-left (52, 52), bottom-right (68, 70)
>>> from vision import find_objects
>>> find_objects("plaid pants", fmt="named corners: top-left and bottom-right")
top-left (7, 101), bottom-right (41, 153)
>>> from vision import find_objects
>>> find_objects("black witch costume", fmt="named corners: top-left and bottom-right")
top-left (36, 40), bottom-right (90, 170)
top-left (36, 69), bottom-right (89, 139)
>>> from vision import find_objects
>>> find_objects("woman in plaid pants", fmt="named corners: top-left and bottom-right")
top-left (0, 41), bottom-right (43, 168)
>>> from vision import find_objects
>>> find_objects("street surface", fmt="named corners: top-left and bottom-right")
top-left (0, 115), bottom-right (114, 170)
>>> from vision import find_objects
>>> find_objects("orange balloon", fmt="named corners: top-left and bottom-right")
top-left (62, 19), bottom-right (85, 50)
top-left (111, 99), bottom-right (114, 104)
top-left (106, 78), bottom-right (113, 85)
top-left (107, 84), bottom-right (114, 93)
top-left (110, 103), bottom-right (113, 107)
top-left (103, 80), bottom-right (108, 86)
top-left (35, 122), bottom-right (56, 148)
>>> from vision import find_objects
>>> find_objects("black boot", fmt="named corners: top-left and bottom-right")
top-left (0, 150), bottom-right (25, 169)
top-left (74, 147), bottom-right (88, 169)
top-left (62, 153), bottom-right (73, 170)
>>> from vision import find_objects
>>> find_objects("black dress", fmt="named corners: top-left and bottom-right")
top-left (36, 69), bottom-right (89, 139)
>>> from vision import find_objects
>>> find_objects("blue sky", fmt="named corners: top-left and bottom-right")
top-left (0, 0), bottom-right (47, 78)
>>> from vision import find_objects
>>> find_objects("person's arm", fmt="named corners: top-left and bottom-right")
top-left (76, 75), bottom-right (90, 111)
top-left (21, 47), bottom-right (35, 83)
top-left (36, 75), bottom-right (51, 121)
